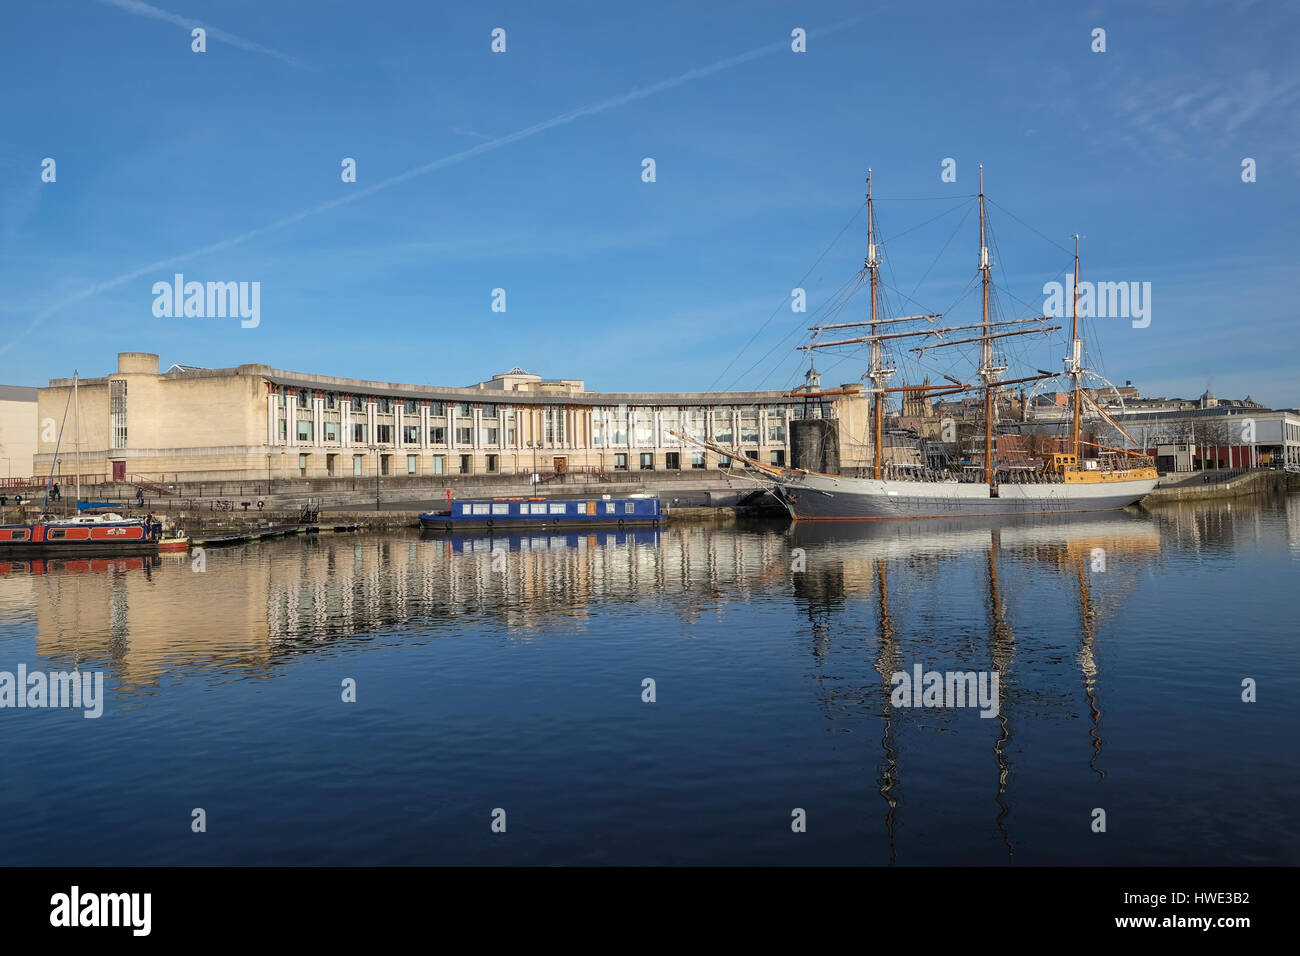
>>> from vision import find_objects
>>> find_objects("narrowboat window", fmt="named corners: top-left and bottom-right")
top-left (625, 502), bottom-right (635, 514)
top-left (605, 502), bottom-right (616, 514)
top-left (461, 504), bottom-right (472, 514)
top-left (472, 503), bottom-right (490, 515)
top-left (491, 503), bottom-right (509, 515)
top-left (49, 529), bottom-right (66, 539)
top-left (548, 503), bottom-right (566, 515)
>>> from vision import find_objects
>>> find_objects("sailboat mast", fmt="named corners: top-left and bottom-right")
top-left (979, 166), bottom-right (995, 486)
top-left (74, 371), bottom-right (81, 510)
top-left (867, 170), bottom-right (885, 480)
top-left (1070, 236), bottom-right (1082, 460)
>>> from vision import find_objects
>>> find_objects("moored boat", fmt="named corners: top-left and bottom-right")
top-left (679, 167), bottom-right (1157, 521)
top-left (0, 512), bottom-right (162, 556)
top-left (419, 495), bottom-right (665, 532)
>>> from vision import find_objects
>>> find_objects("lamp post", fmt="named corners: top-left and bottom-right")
top-left (526, 440), bottom-right (540, 485)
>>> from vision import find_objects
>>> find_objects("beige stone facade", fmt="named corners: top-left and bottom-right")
top-left (0, 385), bottom-right (38, 482)
top-left (34, 353), bottom-right (871, 482)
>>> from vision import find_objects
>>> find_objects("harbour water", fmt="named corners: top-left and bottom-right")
top-left (1, 496), bottom-right (1296, 866)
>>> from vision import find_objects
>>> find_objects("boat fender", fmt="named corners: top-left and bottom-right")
top-left (618, 519), bottom-right (625, 529)
top-left (552, 517), bottom-right (560, 525)
top-left (486, 518), bottom-right (494, 528)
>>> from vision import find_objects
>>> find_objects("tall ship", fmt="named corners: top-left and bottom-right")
top-left (685, 168), bottom-right (1157, 520)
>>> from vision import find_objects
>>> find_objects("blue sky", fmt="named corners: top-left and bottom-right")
top-left (2, 0), bottom-right (1297, 406)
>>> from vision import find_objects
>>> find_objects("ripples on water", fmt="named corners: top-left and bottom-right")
top-left (0, 496), bottom-right (1297, 865)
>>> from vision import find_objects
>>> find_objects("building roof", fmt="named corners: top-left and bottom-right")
top-left (0, 384), bottom-right (38, 401)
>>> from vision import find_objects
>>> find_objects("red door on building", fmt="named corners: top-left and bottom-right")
top-left (112, 461), bottom-right (126, 481)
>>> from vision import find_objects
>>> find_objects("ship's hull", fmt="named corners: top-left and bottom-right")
top-left (774, 473), bottom-right (1157, 520)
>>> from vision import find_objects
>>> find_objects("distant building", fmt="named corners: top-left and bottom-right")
top-left (0, 385), bottom-right (38, 480)
top-left (34, 353), bottom-right (873, 482)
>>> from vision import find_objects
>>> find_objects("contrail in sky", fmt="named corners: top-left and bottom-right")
top-left (4, 16), bottom-right (866, 354)
top-left (95, 0), bottom-right (306, 68)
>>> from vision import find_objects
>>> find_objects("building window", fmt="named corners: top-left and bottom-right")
top-left (614, 453), bottom-right (628, 470)
top-left (666, 452), bottom-right (680, 469)
top-left (770, 450), bottom-right (786, 466)
top-left (353, 455), bottom-right (364, 476)
top-left (430, 426), bottom-right (446, 444)
top-left (459, 455), bottom-right (471, 474)
top-left (326, 393), bottom-right (337, 410)
top-left (403, 425), bottom-right (420, 444)
top-left (404, 399), bottom-right (418, 414)
top-left (278, 419), bottom-right (287, 441)
top-left (299, 454), bottom-right (308, 476)
top-left (741, 411), bottom-right (759, 443)
top-left (353, 423), bottom-right (368, 443)
top-left (297, 420), bottom-right (313, 442)
top-left (297, 391), bottom-right (309, 408)
top-left (719, 455), bottom-right (732, 469)
top-left (327, 454), bottom-right (336, 476)
top-left (482, 403), bottom-right (498, 418)
top-left (612, 409), bottom-right (628, 445)
top-left (692, 452), bottom-right (706, 469)
top-left (544, 406), bottom-right (566, 444)
top-left (432, 455), bottom-right (444, 475)
top-left (483, 427), bottom-right (499, 445)
top-left (507, 427), bottom-right (516, 445)
top-left (767, 412), bottom-right (786, 443)
top-left (745, 450), bottom-right (758, 460)
top-left (486, 454), bottom-right (498, 473)
top-left (324, 422), bottom-right (339, 442)
top-left (378, 398), bottom-right (392, 414)
top-left (430, 402), bottom-right (445, 416)
top-left (713, 410), bottom-right (733, 444)
top-left (633, 409), bottom-right (653, 446)
top-left (457, 403), bottom-right (472, 417)
top-left (380, 455), bottom-right (390, 476)
top-left (376, 424), bottom-right (393, 444)
top-left (351, 395), bottom-right (365, 412)
top-left (407, 454), bottom-right (418, 475)
top-left (110, 379), bottom-right (128, 449)
top-left (640, 452), bottom-right (654, 470)
top-left (455, 427), bottom-right (472, 445)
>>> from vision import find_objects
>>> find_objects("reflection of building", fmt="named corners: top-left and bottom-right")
top-left (34, 353), bottom-right (872, 482)
top-left (20, 527), bottom-right (792, 694)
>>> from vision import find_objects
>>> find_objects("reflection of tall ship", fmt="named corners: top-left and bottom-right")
top-left (685, 169), bottom-right (1157, 520)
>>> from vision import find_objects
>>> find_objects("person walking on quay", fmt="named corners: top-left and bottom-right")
top-left (136, 487), bottom-right (145, 508)
top-left (51, 482), bottom-right (60, 501)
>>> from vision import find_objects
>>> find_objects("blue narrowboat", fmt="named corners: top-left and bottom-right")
top-left (419, 495), bottom-right (665, 532)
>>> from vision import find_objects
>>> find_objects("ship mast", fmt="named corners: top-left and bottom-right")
top-left (1069, 236), bottom-right (1083, 461)
top-left (74, 370), bottom-right (82, 512)
top-left (978, 166), bottom-right (1003, 486)
top-left (865, 170), bottom-right (892, 479)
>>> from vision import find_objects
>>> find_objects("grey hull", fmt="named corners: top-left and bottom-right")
top-left (775, 475), bottom-right (1156, 520)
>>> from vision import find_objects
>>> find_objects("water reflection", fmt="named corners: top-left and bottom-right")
top-left (2, 495), bottom-right (1297, 864)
